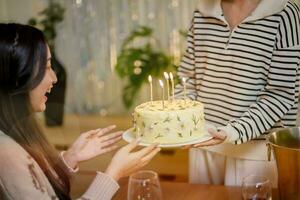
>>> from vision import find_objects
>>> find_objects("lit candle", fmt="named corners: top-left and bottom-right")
top-left (182, 77), bottom-right (187, 101)
top-left (159, 79), bottom-right (165, 109)
top-left (164, 72), bottom-right (170, 102)
top-left (136, 127), bottom-right (140, 138)
top-left (148, 75), bottom-right (153, 104)
top-left (169, 72), bottom-right (174, 101)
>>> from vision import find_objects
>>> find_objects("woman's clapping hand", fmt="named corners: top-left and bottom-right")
top-left (105, 139), bottom-right (161, 181)
top-left (63, 125), bottom-right (123, 169)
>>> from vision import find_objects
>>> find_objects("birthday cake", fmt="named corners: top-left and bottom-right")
top-left (132, 99), bottom-right (205, 144)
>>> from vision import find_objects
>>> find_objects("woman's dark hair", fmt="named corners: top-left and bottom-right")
top-left (0, 23), bottom-right (70, 200)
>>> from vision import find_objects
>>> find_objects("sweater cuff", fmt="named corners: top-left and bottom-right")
top-left (82, 172), bottom-right (120, 200)
top-left (59, 151), bottom-right (79, 173)
top-left (218, 124), bottom-right (240, 144)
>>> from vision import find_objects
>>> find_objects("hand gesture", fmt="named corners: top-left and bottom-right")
top-left (105, 139), bottom-right (161, 181)
top-left (63, 125), bottom-right (123, 168)
top-left (183, 128), bottom-right (227, 148)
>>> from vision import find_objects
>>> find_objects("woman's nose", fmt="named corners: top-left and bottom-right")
top-left (51, 69), bottom-right (58, 84)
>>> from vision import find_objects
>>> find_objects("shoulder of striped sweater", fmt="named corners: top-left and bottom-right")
top-left (283, 0), bottom-right (300, 14)
top-left (274, 0), bottom-right (300, 48)
top-left (194, 9), bottom-right (201, 16)
top-left (194, 0), bottom-right (293, 21)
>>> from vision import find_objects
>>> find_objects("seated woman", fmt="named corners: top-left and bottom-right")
top-left (0, 23), bottom-right (161, 200)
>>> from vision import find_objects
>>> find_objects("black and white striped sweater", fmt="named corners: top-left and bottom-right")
top-left (175, 0), bottom-right (300, 144)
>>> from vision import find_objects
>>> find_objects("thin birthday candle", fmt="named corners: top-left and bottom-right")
top-left (148, 75), bottom-right (153, 104)
top-left (159, 79), bottom-right (165, 109)
top-left (136, 127), bottom-right (140, 138)
top-left (169, 72), bottom-right (174, 101)
top-left (164, 72), bottom-right (170, 102)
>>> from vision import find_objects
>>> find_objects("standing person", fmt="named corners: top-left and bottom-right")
top-left (176, 0), bottom-right (300, 186)
top-left (0, 23), bottom-right (161, 200)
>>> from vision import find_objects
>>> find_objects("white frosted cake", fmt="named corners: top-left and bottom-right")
top-left (132, 99), bottom-right (205, 144)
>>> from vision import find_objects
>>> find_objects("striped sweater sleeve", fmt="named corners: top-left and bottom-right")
top-left (224, 2), bottom-right (300, 144)
top-left (175, 18), bottom-right (198, 100)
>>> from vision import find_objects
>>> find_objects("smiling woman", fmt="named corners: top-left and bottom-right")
top-left (0, 23), bottom-right (71, 199)
top-left (0, 23), bottom-right (160, 200)
top-left (29, 48), bottom-right (57, 112)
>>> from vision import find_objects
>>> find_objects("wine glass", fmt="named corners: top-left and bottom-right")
top-left (127, 170), bottom-right (162, 200)
top-left (242, 175), bottom-right (272, 200)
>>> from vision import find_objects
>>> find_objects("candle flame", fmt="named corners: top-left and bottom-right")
top-left (159, 79), bottom-right (164, 87)
top-left (169, 72), bottom-right (173, 80)
top-left (148, 75), bottom-right (152, 82)
top-left (164, 72), bottom-right (169, 79)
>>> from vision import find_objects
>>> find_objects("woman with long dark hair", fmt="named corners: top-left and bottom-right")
top-left (0, 23), bottom-right (160, 200)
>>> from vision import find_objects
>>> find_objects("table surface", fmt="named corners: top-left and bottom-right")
top-left (113, 180), bottom-right (278, 200)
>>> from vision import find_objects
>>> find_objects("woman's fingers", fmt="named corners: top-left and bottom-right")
top-left (207, 128), bottom-right (216, 134)
top-left (193, 138), bottom-right (214, 147)
top-left (96, 125), bottom-right (116, 137)
top-left (134, 144), bottom-right (158, 157)
top-left (210, 130), bottom-right (227, 140)
top-left (140, 147), bottom-right (161, 163)
top-left (100, 145), bottom-right (120, 154)
top-left (187, 128), bottom-right (227, 147)
top-left (100, 131), bottom-right (123, 142)
top-left (83, 125), bottom-right (116, 140)
top-left (125, 159), bottom-right (151, 176)
top-left (81, 130), bottom-right (98, 139)
top-left (133, 149), bottom-right (160, 173)
top-left (102, 135), bottom-right (122, 148)
top-left (123, 139), bottom-right (141, 152)
top-left (193, 139), bottom-right (223, 147)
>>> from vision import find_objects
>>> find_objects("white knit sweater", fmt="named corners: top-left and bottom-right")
top-left (0, 131), bottom-right (119, 200)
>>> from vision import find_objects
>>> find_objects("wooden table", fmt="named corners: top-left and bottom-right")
top-left (113, 179), bottom-right (278, 200)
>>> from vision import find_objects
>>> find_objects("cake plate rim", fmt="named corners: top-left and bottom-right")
top-left (122, 125), bottom-right (214, 148)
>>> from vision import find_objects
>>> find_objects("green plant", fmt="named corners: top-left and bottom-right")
top-left (28, 0), bottom-right (65, 51)
top-left (115, 26), bottom-right (176, 109)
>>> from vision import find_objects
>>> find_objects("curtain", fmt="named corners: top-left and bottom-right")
top-left (54, 0), bottom-right (198, 115)
top-left (1, 0), bottom-right (299, 115)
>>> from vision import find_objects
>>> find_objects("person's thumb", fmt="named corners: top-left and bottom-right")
top-left (210, 129), bottom-right (227, 140)
top-left (123, 138), bottom-right (141, 152)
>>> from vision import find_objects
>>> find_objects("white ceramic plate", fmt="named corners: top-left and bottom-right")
top-left (122, 123), bottom-right (215, 148)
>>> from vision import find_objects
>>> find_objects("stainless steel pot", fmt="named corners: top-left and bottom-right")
top-left (267, 127), bottom-right (300, 200)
